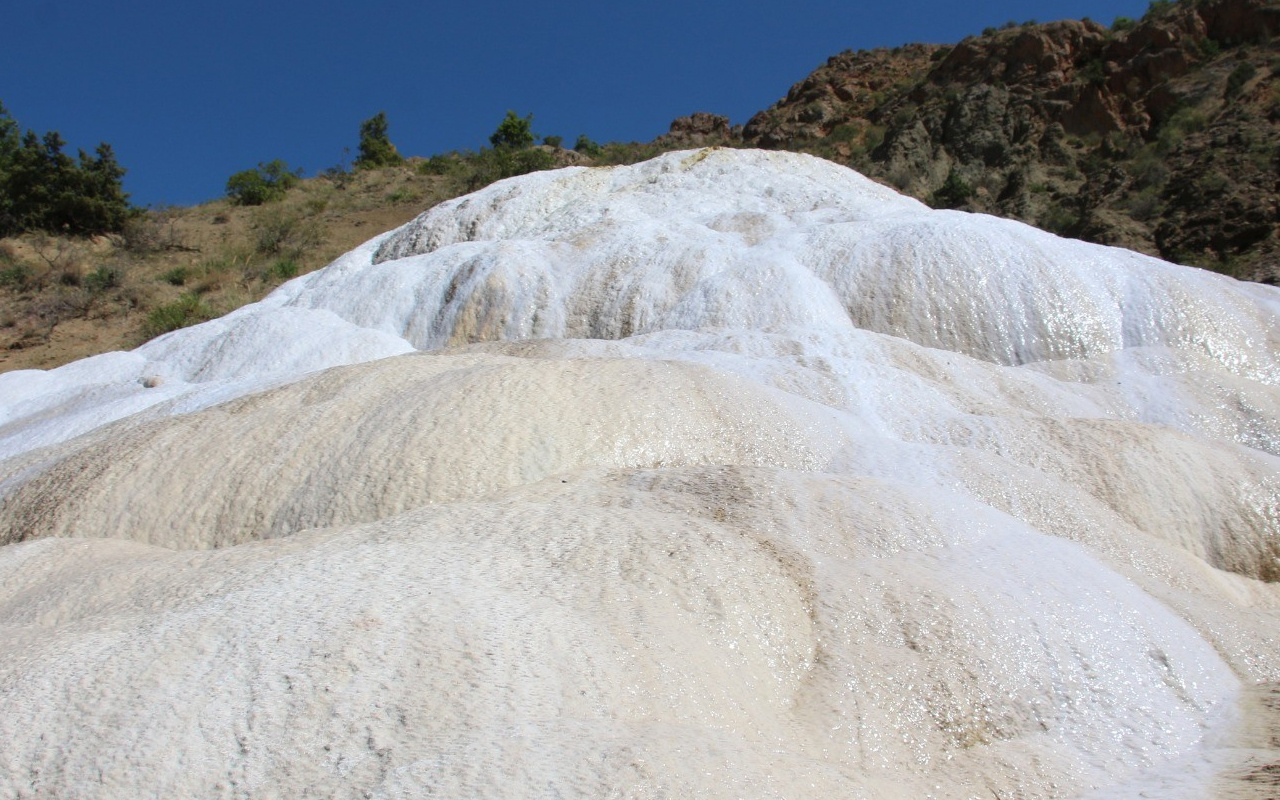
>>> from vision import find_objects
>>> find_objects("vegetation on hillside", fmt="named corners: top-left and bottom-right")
top-left (0, 109), bottom-right (591, 370)
top-left (5, 0), bottom-right (1280, 373)
top-left (225, 160), bottom-right (301, 206)
top-left (0, 101), bottom-right (130, 238)
top-left (355, 112), bottom-right (404, 169)
top-left (733, 0), bottom-right (1280, 281)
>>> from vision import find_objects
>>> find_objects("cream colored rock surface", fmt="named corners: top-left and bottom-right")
top-left (1, 149), bottom-right (1278, 798)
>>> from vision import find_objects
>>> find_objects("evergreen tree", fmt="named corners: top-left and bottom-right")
top-left (0, 103), bottom-right (21, 233)
top-left (355, 111), bottom-right (403, 168)
top-left (0, 101), bottom-right (130, 236)
top-left (490, 111), bottom-right (535, 150)
top-left (67, 144), bottom-right (129, 232)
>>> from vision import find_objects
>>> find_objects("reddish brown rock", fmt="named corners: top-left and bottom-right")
top-left (731, 0), bottom-right (1280, 280)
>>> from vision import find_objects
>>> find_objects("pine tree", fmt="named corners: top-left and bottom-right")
top-left (355, 112), bottom-right (403, 168)
top-left (0, 102), bottom-right (130, 236)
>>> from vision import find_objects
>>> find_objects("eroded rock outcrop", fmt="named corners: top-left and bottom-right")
top-left (739, 0), bottom-right (1280, 281)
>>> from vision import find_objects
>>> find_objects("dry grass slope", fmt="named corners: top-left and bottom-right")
top-left (0, 163), bottom-right (458, 373)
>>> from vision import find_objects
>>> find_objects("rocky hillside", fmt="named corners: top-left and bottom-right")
top-left (684, 0), bottom-right (1280, 281)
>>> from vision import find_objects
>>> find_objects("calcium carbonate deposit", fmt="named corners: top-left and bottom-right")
top-left (1, 149), bottom-right (1278, 799)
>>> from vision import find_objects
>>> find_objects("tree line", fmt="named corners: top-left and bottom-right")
top-left (0, 101), bottom-right (130, 237)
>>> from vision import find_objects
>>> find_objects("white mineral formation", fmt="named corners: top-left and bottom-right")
top-left (1, 149), bottom-right (1278, 799)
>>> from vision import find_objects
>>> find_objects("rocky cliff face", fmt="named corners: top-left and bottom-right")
top-left (680, 0), bottom-right (1280, 282)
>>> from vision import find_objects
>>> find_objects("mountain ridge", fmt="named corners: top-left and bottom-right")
top-left (678, 0), bottom-right (1280, 282)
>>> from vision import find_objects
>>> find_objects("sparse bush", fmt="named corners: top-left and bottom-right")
top-left (302, 196), bottom-right (329, 215)
top-left (574, 135), bottom-right (602, 157)
top-left (887, 166), bottom-right (913, 191)
top-left (1196, 171), bottom-right (1232, 195)
top-left (490, 111), bottom-right (536, 150)
top-left (144, 293), bottom-right (212, 339)
top-left (1111, 16), bottom-right (1137, 32)
top-left (386, 187), bottom-right (419, 204)
top-left (1124, 186), bottom-right (1162, 221)
top-left (355, 112), bottom-right (403, 168)
top-left (930, 169), bottom-right (975, 209)
top-left (120, 209), bottom-right (186, 253)
top-left (0, 263), bottom-right (31, 290)
top-left (83, 265), bottom-right (121, 293)
top-left (190, 253), bottom-right (241, 294)
top-left (1078, 58), bottom-right (1106, 86)
top-left (465, 147), bottom-right (556, 190)
top-left (828, 123), bottom-right (862, 143)
top-left (543, 135), bottom-right (563, 148)
top-left (862, 125), bottom-right (886, 152)
top-left (417, 154), bottom-right (457, 175)
top-left (225, 160), bottom-right (300, 206)
top-left (1156, 106), bottom-right (1208, 153)
top-left (1041, 203), bottom-right (1080, 235)
top-left (160, 267), bottom-right (189, 286)
top-left (890, 104), bottom-right (917, 128)
top-left (320, 163), bottom-right (354, 189)
top-left (1226, 62), bottom-right (1258, 99)
top-left (252, 207), bottom-right (321, 257)
top-left (267, 258), bottom-right (299, 281)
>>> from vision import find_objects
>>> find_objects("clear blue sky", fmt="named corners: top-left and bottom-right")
top-left (4, 0), bottom-right (1151, 207)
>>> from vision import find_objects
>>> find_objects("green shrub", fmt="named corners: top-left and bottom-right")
top-left (1197, 171), bottom-right (1232, 195)
top-left (1078, 58), bottom-right (1106, 85)
top-left (83, 265), bottom-right (120, 293)
top-left (828, 124), bottom-right (862, 143)
top-left (225, 160), bottom-right (300, 206)
top-left (1124, 186), bottom-right (1162, 221)
top-left (574, 134), bottom-right (602, 157)
top-left (1129, 146), bottom-right (1170, 188)
top-left (1041, 204), bottom-right (1080, 235)
top-left (267, 258), bottom-right (299, 281)
top-left (543, 135), bottom-right (563, 148)
top-left (1111, 16), bottom-right (1136, 32)
top-left (160, 266), bottom-right (189, 286)
top-left (386, 187), bottom-right (419, 204)
top-left (417, 154), bottom-right (457, 175)
top-left (144, 293), bottom-right (211, 339)
top-left (490, 111), bottom-right (536, 149)
top-left (890, 104), bottom-right (917, 128)
top-left (930, 169), bottom-right (976, 209)
top-left (1156, 107), bottom-right (1208, 153)
top-left (355, 111), bottom-right (404, 168)
top-left (465, 147), bottom-right (556, 190)
top-left (0, 263), bottom-right (31, 290)
top-left (252, 207), bottom-right (321, 257)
